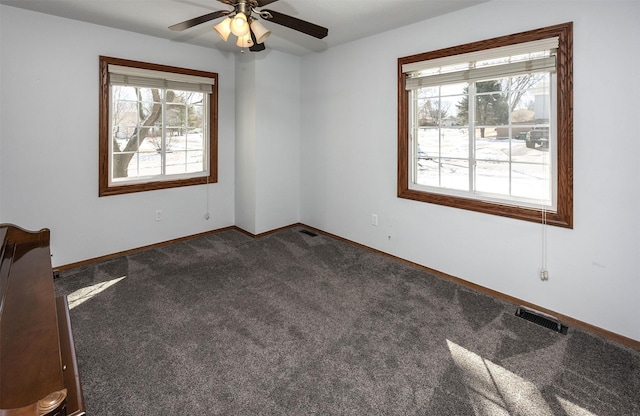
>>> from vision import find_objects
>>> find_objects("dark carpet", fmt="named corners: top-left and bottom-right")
top-left (54, 227), bottom-right (640, 415)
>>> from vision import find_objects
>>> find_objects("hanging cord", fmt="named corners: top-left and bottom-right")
top-left (205, 176), bottom-right (210, 220)
top-left (540, 148), bottom-right (549, 280)
top-left (541, 204), bottom-right (547, 277)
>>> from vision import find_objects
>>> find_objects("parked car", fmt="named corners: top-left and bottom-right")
top-left (525, 127), bottom-right (549, 149)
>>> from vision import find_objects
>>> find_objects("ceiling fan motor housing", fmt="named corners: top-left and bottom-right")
top-left (236, 1), bottom-right (251, 17)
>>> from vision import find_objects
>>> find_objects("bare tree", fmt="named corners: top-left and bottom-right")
top-left (112, 89), bottom-right (175, 178)
top-left (505, 73), bottom-right (546, 112)
top-left (417, 94), bottom-right (450, 126)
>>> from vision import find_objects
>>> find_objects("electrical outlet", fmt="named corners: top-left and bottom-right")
top-left (155, 210), bottom-right (162, 221)
top-left (371, 214), bottom-right (378, 226)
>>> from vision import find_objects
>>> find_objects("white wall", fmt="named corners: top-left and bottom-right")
top-left (235, 53), bottom-right (257, 233)
top-left (235, 51), bottom-right (301, 234)
top-left (254, 51), bottom-right (301, 234)
top-left (0, 6), bottom-right (237, 266)
top-left (1, 1), bottom-right (638, 342)
top-left (300, 0), bottom-right (640, 341)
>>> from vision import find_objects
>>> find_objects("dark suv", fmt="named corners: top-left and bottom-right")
top-left (525, 127), bottom-right (549, 149)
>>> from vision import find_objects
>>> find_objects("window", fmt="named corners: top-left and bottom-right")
top-left (99, 56), bottom-right (218, 196)
top-left (398, 23), bottom-right (572, 228)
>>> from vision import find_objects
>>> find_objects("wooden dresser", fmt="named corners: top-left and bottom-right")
top-left (0, 224), bottom-right (85, 416)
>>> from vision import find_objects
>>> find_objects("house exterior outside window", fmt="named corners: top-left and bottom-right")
top-left (397, 23), bottom-right (573, 228)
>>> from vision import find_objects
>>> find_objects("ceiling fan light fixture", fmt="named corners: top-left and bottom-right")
top-left (236, 32), bottom-right (254, 48)
top-left (213, 17), bottom-right (232, 41)
top-left (230, 12), bottom-right (249, 37)
top-left (169, 3), bottom-right (330, 53)
top-left (250, 20), bottom-right (271, 44)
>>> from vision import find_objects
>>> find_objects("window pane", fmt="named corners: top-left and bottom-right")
top-left (443, 82), bottom-right (468, 127)
top-left (143, 128), bottom-right (162, 152)
top-left (415, 157), bottom-right (471, 190)
top-left (186, 151), bottom-right (205, 173)
top-left (441, 128), bottom-right (468, 158)
top-left (166, 151), bottom-right (187, 175)
top-left (512, 140), bottom-right (549, 163)
top-left (410, 73), bottom-right (553, 202)
top-left (398, 23), bottom-right (572, 227)
top-left (110, 86), bottom-right (209, 181)
top-left (415, 157), bottom-right (438, 187)
top-left (417, 128), bottom-right (439, 156)
top-left (476, 134), bottom-right (510, 161)
top-left (417, 97), bottom-right (439, 126)
top-left (475, 161), bottom-right (509, 196)
top-left (140, 152), bottom-right (162, 177)
top-left (167, 129), bottom-right (185, 152)
top-left (511, 162), bottom-right (551, 202)
top-left (475, 91), bottom-right (509, 126)
top-left (113, 125), bottom-right (137, 153)
top-left (440, 158), bottom-right (469, 191)
top-left (126, 152), bottom-right (162, 177)
top-left (100, 57), bottom-right (218, 196)
top-left (186, 130), bottom-right (204, 151)
top-left (166, 103), bottom-right (186, 128)
top-left (188, 105), bottom-right (204, 130)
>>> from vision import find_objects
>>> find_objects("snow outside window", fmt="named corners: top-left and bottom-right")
top-left (99, 56), bottom-right (218, 196)
top-left (397, 23), bottom-right (573, 228)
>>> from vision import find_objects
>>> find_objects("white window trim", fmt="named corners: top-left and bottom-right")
top-left (107, 84), bottom-right (211, 187)
top-left (405, 72), bottom-right (558, 211)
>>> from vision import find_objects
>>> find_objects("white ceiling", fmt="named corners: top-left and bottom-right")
top-left (0, 0), bottom-right (487, 56)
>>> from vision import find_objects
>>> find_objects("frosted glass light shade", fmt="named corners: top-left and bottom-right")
top-left (236, 32), bottom-right (254, 48)
top-left (249, 20), bottom-right (271, 44)
top-left (213, 17), bottom-right (232, 41)
top-left (230, 13), bottom-right (249, 37)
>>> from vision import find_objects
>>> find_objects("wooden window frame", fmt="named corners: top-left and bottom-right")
top-left (397, 23), bottom-right (573, 228)
top-left (99, 56), bottom-right (218, 197)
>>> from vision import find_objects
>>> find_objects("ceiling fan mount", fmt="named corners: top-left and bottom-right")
top-left (169, 0), bottom-right (328, 52)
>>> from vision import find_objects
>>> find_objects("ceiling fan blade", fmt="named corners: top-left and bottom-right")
top-left (249, 30), bottom-right (267, 52)
top-left (256, 0), bottom-right (279, 6)
top-left (249, 42), bottom-right (267, 52)
top-left (262, 9), bottom-right (328, 39)
top-left (169, 10), bottom-right (230, 31)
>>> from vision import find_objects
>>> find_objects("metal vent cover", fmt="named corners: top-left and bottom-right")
top-left (516, 307), bottom-right (568, 335)
top-left (299, 229), bottom-right (318, 237)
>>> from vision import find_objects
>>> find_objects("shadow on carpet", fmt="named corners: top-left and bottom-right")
top-left (55, 227), bottom-right (640, 415)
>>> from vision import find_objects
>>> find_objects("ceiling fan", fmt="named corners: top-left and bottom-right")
top-left (169, 0), bottom-right (328, 52)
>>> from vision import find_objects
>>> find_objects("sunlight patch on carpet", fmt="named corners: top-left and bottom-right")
top-left (447, 339), bottom-right (554, 416)
top-left (557, 396), bottom-right (598, 416)
top-left (68, 276), bottom-right (126, 309)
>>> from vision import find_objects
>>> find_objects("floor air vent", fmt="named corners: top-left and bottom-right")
top-left (515, 307), bottom-right (568, 335)
top-left (299, 229), bottom-right (318, 237)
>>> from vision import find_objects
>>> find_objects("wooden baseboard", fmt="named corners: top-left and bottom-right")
top-left (55, 222), bottom-right (640, 350)
top-left (54, 226), bottom-right (236, 271)
top-left (233, 223), bottom-right (304, 239)
top-left (299, 224), bottom-right (640, 351)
